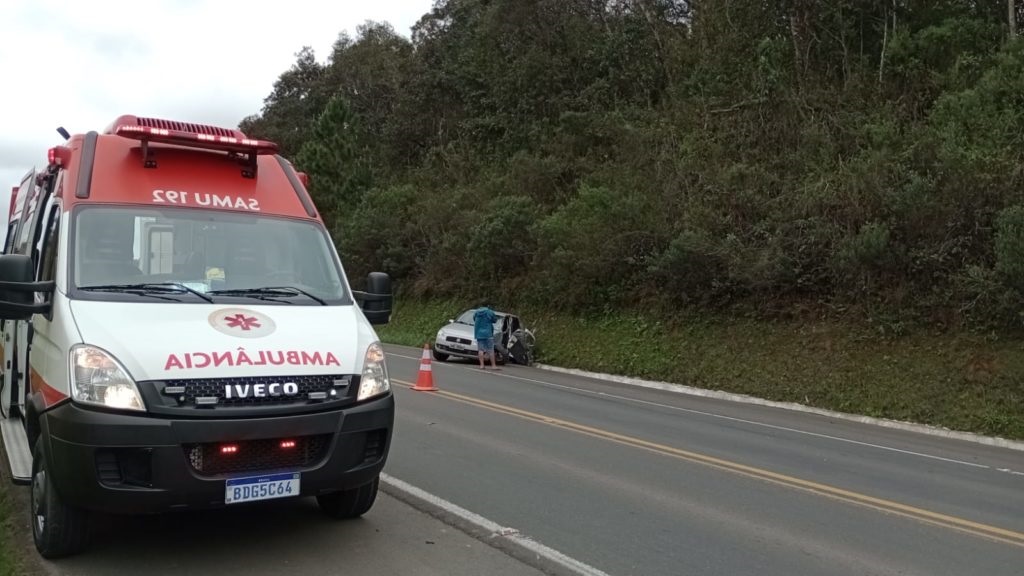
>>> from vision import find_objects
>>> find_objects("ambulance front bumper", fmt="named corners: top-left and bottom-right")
top-left (40, 394), bottom-right (394, 514)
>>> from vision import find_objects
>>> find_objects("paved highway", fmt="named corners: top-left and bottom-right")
top-left (383, 344), bottom-right (1024, 576)
top-left (6, 342), bottom-right (1022, 575)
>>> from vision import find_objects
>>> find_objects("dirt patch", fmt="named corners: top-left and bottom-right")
top-left (0, 443), bottom-right (52, 576)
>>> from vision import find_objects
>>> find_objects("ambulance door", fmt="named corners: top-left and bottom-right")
top-left (0, 221), bottom-right (21, 416)
top-left (1, 170), bottom-right (36, 416)
top-left (25, 194), bottom-right (62, 413)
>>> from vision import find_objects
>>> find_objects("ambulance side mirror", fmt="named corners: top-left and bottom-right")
top-left (0, 254), bottom-right (54, 321)
top-left (356, 272), bottom-right (392, 325)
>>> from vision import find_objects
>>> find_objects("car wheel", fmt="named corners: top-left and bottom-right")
top-left (432, 350), bottom-right (449, 362)
top-left (31, 437), bottom-right (89, 558)
top-left (316, 476), bottom-right (379, 519)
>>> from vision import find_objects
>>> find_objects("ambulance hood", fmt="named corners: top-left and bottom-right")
top-left (68, 301), bottom-right (377, 382)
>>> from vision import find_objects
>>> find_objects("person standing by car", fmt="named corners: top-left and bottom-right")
top-left (474, 301), bottom-right (499, 370)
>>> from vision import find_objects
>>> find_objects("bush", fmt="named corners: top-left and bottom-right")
top-left (337, 184), bottom-right (421, 281)
top-left (647, 229), bottom-right (725, 304)
top-left (466, 196), bottom-right (541, 287)
top-left (994, 205), bottom-right (1024, 291)
top-left (535, 183), bottom-right (665, 309)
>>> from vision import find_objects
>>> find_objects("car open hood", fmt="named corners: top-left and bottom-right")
top-left (438, 323), bottom-right (476, 338)
top-left (69, 301), bottom-right (379, 381)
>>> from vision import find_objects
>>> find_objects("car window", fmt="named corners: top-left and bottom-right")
top-left (455, 309), bottom-right (505, 327)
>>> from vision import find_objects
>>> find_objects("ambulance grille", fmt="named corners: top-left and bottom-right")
top-left (185, 434), bottom-right (331, 476)
top-left (157, 374), bottom-right (355, 408)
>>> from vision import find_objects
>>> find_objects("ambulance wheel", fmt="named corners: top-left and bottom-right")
top-left (31, 438), bottom-right (89, 558)
top-left (316, 476), bottom-right (379, 519)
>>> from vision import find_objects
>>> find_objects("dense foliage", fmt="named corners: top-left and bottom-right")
top-left (240, 0), bottom-right (1024, 331)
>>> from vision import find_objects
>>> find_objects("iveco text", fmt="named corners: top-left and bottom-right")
top-left (225, 382), bottom-right (300, 399)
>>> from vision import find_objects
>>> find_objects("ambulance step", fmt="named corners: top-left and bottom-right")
top-left (0, 416), bottom-right (32, 484)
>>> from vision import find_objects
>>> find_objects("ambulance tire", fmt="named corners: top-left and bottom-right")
top-left (316, 475), bottom-right (379, 519)
top-left (31, 438), bottom-right (89, 558)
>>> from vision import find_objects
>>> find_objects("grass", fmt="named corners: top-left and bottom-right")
top-left (378, 298), bottom-right (1024, 440)
top-left (0, 478), bottom-right (27, 576)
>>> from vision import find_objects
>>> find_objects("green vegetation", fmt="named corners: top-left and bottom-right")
top-left (379, 298), bottom-right (1024, 440)
top-left (240, 1), bottom-right (1024, 438)
top-left (0, 480), bottom-right (27, 576)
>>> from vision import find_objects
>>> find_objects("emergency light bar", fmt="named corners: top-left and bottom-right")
top-left (111, 117), bottom-right (280, 178)
top-left (115, 125), bottom-right (279, 155)
top-left (47, 146), bottom-right (71, 168)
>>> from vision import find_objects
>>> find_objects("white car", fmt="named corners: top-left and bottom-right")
top-left (433, 308), bottom-right (520, 364)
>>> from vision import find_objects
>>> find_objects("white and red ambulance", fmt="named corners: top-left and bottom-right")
top-left (0, 115), bottom-right (395, 558)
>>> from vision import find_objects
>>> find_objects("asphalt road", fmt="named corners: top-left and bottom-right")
top-left (1, 472), bottom-right (548, 576)
top-left (382, 344), bottom-right (1024, 576)
top-left (4, 343), bottom-right (1022, 575)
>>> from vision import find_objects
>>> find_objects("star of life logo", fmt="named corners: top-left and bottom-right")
top-left (225, 313), bottom-right (261, 331)
top-left (209, 308), bottom-right (276, 338)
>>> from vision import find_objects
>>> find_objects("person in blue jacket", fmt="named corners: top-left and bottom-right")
top-left (473, 301), bottom-right (500, 370)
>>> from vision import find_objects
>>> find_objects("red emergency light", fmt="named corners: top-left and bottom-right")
top-left (108, 115), bottom-right (279, 178)
top-left (115, 124), bottom-right (279, 155)
top-left (47, 146), bottom-right (71, 168)
top-left (279, 440), bottom-right (296, 450)
top-left (220, 444), bottom-right (239, 455)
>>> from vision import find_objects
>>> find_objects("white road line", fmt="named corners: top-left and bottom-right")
top-left (387, 350), bottom-right (1019, 474)
top-left (381, 474), bottom-right (613, 576)
top-left (594, 392), bottom-right (993, 469)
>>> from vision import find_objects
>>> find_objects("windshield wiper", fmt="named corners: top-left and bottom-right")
top-left (207, 286), bottom-right (327, 305)
top-left (79, 282), bottom-right (213, 303)
top-left (261, 286), bottom-right (327, 305)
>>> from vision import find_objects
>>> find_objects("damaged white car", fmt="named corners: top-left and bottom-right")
top-left (433, 308), bottom-right (535, 365)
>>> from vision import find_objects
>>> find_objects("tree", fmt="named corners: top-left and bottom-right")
top-left (323, 21), bottom-right (417, 169)
top-left (294, 95), bottom-right (371, 230)
top-left (241, 0), bottom-right (1024, 329)
top-left (239, 47), bottom-right (329, 157)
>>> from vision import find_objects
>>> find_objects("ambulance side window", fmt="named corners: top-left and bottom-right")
top-left (3, 219), bottom-right (18, 254)
top-left (14, 183), bottom-right (38, 256)
top-left (39, 206), bottom-right (60, 283)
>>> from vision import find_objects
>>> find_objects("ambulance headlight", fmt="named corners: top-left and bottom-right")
top-left (358, 342), bottom-right (391, 401)
top-left (69, 345), bottom-right (145, 411)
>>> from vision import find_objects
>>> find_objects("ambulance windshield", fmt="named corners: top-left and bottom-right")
top-left (70, 206), bottom-right (350, 305)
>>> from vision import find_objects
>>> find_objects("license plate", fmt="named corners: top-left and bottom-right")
top-left (225, 472), bottom-right (300, 504)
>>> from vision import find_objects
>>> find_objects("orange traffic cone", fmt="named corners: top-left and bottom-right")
top-left (412, 342), bottom-right (438, 391)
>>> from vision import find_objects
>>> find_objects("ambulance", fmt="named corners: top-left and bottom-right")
top-left (0, 115), bottom-right (395, 558)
